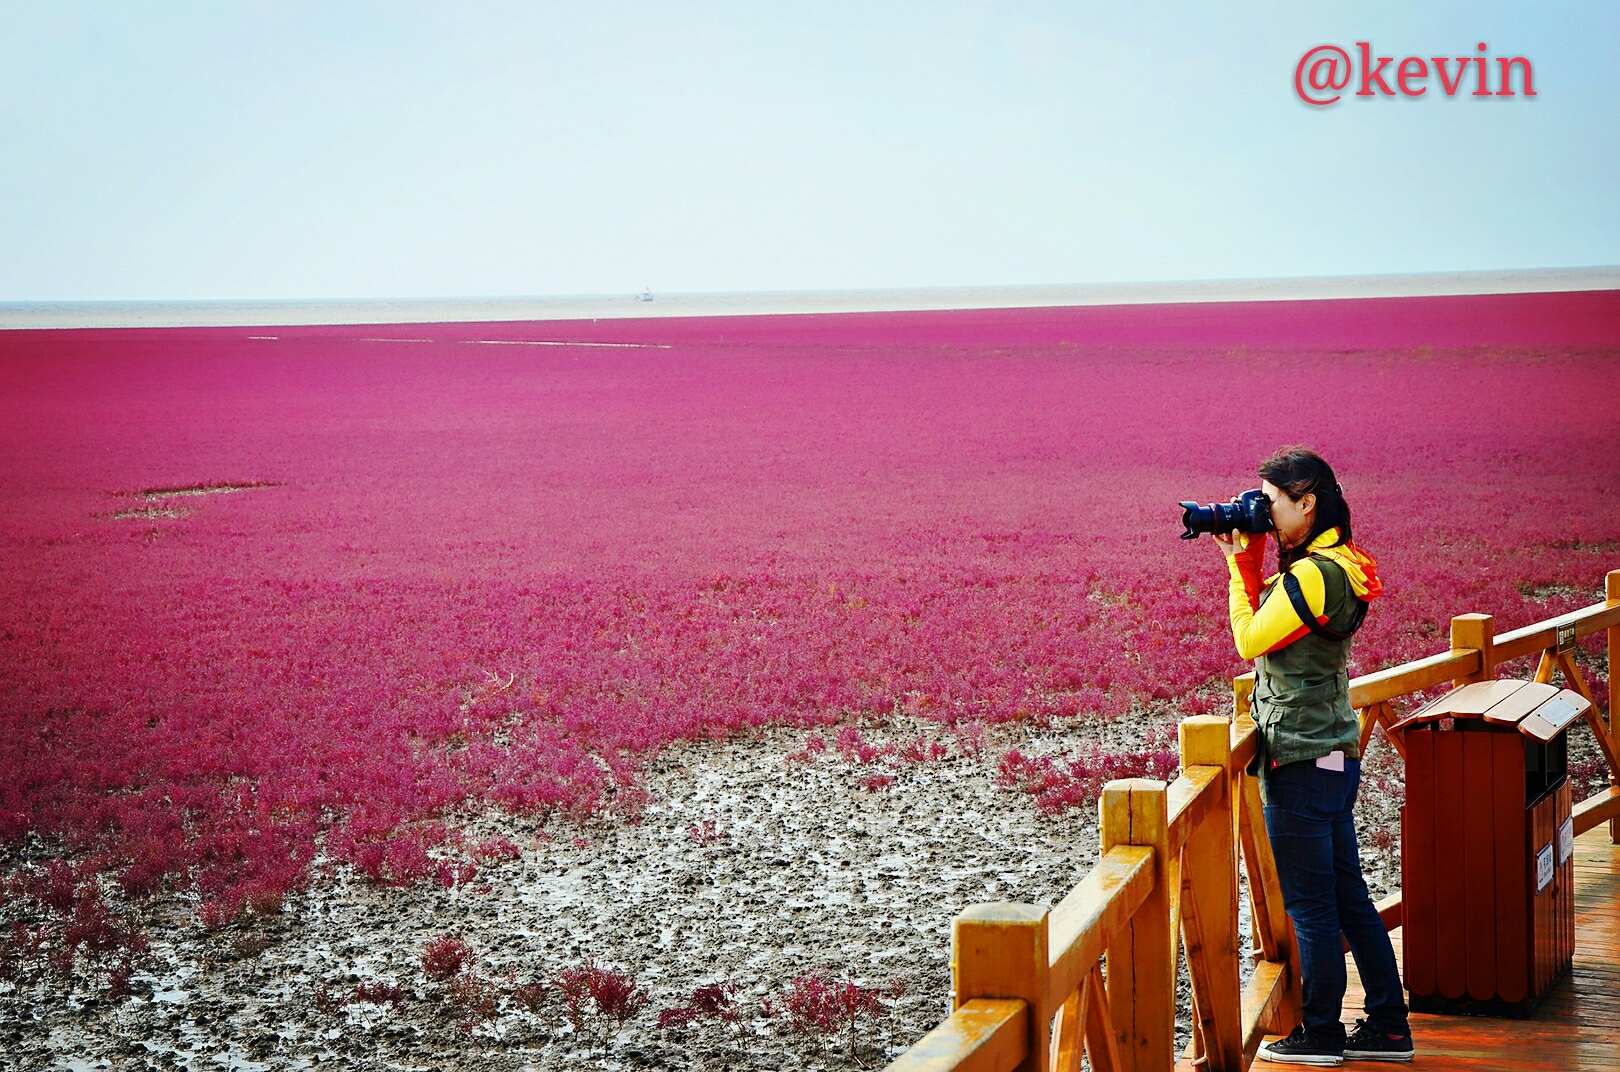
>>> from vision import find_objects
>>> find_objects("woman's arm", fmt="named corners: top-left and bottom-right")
top-left (1214, 531), bottom-right (1330, 660)
top-left (1220, 530), bottom-right (1266, 610)
top-left (1227, 555), bottom-right (1329, 660)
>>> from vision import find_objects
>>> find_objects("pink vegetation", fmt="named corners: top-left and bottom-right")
top-left (2, 292), bottom-right (1618, 928)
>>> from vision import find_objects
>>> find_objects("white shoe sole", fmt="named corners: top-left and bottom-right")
top-left (1257, 1043), bottom-right (1343, 1066)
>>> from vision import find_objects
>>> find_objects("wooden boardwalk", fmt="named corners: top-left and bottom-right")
top-left (1227, 828), bottom-right (1620, 1070)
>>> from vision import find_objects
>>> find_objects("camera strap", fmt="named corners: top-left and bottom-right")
top-left (1282, 570), bottom-right (1367, 641)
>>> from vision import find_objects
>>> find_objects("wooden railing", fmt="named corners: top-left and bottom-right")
top-left (886, 569), bottom-right (1620, 1072)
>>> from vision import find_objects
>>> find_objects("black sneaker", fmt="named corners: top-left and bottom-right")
top-left (1257, 1025), bottom-right (1344, 1066)
top-left (1343, 1018), bottom-right (1414, 1062)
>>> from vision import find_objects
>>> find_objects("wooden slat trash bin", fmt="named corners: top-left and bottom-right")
top-left (1390, 678), bottom-right (1588, 1017)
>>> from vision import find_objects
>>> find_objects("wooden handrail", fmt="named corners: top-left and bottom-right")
top-left (1229, 720), bottom-right (1258, 773)
top-left (1348, 648), bottom-right (1479, 709)
top-left (1048, 846), bottom-right (1154, 1005)
top-left (885, 998), bottom-right (1029, 1072)
top-left (1494, 598), bottom-right (1620, 664)
top-left (1573, 786), bottom-right (1620, 833)
top-left (887, 569), bottom-right (1619, 1072)
top-left (1165, 764), bottom-right (1222, 855)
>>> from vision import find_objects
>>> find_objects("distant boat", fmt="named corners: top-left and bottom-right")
top-left (636, 287), bottom-right (654, 303)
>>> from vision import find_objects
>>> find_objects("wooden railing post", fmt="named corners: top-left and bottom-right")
top-left (952, 902), bottom-right (1050, 1072)
top-left (1608, 570), bottom-right (1620, 844)
top-left (1233, 673), bottom-right (1255, 725)
top-left (1451, 613), bottom-right (1495, 686)
top-left (1178, 717), bottom-right (1243, 1071)
top-left (1101, 779), bottom-right (1172, 1072)
top-left (1232, 674), bottom-right (1304, 1048)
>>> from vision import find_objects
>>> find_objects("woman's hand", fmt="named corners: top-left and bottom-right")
top-left (1216, 530), bottom-right (1268, 566)
top-left (1212, 494), bottom-right (1248, 559)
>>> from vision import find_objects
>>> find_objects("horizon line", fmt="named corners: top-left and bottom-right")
top-left (4, 266), bottom-right (1619, 330)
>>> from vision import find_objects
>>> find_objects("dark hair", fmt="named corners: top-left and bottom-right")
top-left (1257, 446), bottom-right (1352, 569)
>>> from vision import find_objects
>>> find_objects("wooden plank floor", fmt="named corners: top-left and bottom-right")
top-left (1188, 828), bottom-right (1620, 1069)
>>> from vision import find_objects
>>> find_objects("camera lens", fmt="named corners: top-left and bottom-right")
top-left (1178, 489), bottom-right (1273, 539)
top-left (1179, 502), bottom-right (1216, 540)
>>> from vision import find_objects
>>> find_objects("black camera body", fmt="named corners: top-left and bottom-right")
top-left (1179, 489), bottom-right (1274, 540)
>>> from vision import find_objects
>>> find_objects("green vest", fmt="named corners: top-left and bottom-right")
top-left (1250, 555), bottom-right (1363, 769)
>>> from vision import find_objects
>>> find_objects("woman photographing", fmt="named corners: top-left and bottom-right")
top-left (1214, 447), bottom-right (1414, 1065)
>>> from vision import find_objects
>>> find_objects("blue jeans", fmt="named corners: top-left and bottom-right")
top-left (1263, 758), bottom-right (1410, 1043)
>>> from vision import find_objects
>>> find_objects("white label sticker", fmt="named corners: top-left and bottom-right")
top-left (1536, 843), bottom-right (1555, 892)
top-left (1536, 698), bottom-right (1578, 733)
top-left (1559, 816), bottom-right (1575, 865)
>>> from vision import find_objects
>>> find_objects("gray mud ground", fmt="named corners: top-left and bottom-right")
top-left (3, 698), bottom-right (1607, 1072)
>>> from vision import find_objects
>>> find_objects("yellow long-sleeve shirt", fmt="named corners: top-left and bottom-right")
top-left (1228, 553), bottom-right (1328, 660)
top-left (1226, 529), bottom-right (1382, 661)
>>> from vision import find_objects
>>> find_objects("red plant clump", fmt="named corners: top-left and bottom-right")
top-left (1, 860), bottom-right (148, 989)
top-left (898, 735), bottom-right (949, 765)
top-left (997, 739), bottom-right (1181, 816)
top-left (689, 981), bottom-right (741, 1020)
top-left (312, 982), bottom-right (348, 1019)
top-left (688, 819), bottom-right (725, 845)
top-left (658, 980), bottom-right (740, 1031)
top-left (787, 732), bottom-right (829, 764)
top-left (781, 972), bottom-right (842, 1037)
top-left (1, 299), bottom-right (1617, 929)
top-left (835, 726), bottom-right (895, 766)
top-left (1369, 826), bottom-right (1399, 855)
top-left (556, 957), bottom-right (647, 1034)
top-left (421, 934), bottom-right (469, 983)
top-left (657, 1005), bottom-right (699, 1030)
top-left (1571, 756), bottom-right (1611, 803)
top-left (448, 971), bottom-right (499, 1032)
top-left (470, 835), bottom-right (521, 864)
top-left (781, 971), bottom-right (889, 1056)
top-left (353, 980), bottom-right (410, 1005)
top-left (511, 979), bottom-right (548, 1013)
top-left (419, 934), bottom-right (501, 1031)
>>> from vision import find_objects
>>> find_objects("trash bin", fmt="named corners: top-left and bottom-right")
top-left (1392, 678), bottom-right (1587, 1017)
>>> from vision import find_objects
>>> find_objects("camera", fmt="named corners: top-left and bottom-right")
top-left (1179, 488), bottom-right (1273, 540)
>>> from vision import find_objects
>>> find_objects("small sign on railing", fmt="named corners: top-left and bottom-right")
top-left (1536, 842), bottom-right (1555, 892)
top-left (1556, 622), bottom-right (1578, 655)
